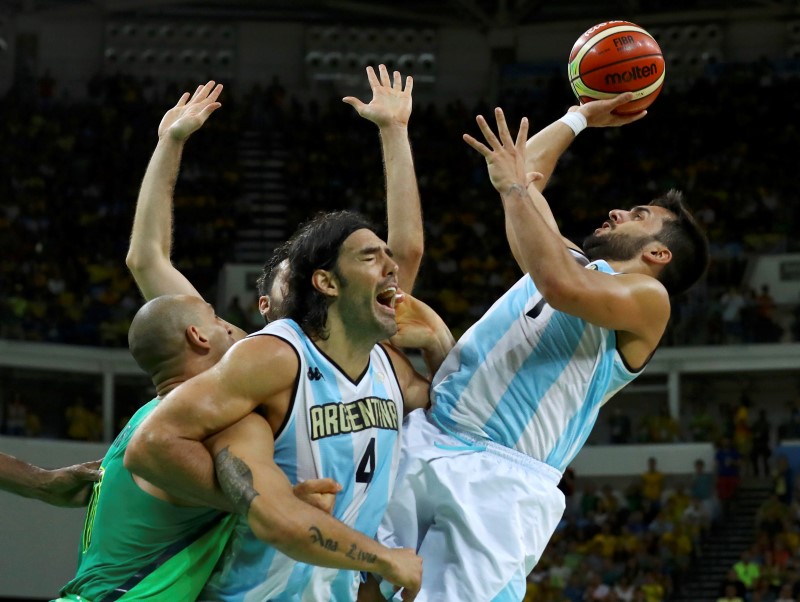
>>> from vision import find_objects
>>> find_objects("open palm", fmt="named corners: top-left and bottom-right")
top-left (158, 80), bottom-right (223, 141)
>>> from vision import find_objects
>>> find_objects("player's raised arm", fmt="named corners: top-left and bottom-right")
top-left (126, 81), bottom-right (223, 301)
top-left (464, 108), bottom-right (669, 344)
top-left (0, 453), bottom-right (100, 507)
top-left (344, 65), bottom-right (423, 294)
top-left (205, 412), bottom-right (422, 596)
top-left (124, 335), bottom-right (297, 510)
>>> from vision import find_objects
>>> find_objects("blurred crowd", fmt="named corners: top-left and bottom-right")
top-left (524, 449), bottom-right (800, 602)
top-left (1, 59), bottom-right (800, 347)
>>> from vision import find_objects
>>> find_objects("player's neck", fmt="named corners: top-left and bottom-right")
top-left (314, 317), bottom-right (376, 380)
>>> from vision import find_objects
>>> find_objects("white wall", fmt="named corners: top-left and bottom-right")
top-left (0, 437), bottom-right (106, 599)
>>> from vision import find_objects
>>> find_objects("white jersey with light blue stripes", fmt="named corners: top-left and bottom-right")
top-left (201, 318), bottom-right (404, 602)
top-left (430, 255), bottom-right (642, 472)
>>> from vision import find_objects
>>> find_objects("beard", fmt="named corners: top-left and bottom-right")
top-left (583, 230), bottom-right (654, 262)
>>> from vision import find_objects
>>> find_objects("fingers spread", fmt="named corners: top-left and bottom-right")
top-left (378, 64), bottom-right (391, 87)
top-left (463, 133), bottom-right (491, 158)
top-left (366, 65), bottom-right (380, 89)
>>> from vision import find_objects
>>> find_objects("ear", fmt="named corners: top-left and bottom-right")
top-left (258, 295), bottom-right (270, 318)
top-left (642, 242), bottom-right (672, 267)
top-left (311, 269), bottom-right (338, 298)
top-left (185, 325), bottom-right (211, 351)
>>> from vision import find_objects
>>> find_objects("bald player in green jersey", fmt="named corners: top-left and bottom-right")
top-left (55, 84), bottom-right (343, 602)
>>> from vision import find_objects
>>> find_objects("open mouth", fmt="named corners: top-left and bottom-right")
top-left (376, 286), bottom-right (397, 313)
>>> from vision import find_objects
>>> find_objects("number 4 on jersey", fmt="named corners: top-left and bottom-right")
top-left (356, 438), bottom-right (376, 484)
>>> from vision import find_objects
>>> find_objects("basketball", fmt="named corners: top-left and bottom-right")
top-left (568, 20), bottom-right (665, 115)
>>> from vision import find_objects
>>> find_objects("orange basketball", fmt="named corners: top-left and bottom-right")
top-left (568, 20), bottom-right (665, 115)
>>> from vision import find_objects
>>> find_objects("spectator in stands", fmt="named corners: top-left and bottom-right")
top-left (717, 583), bottom-right (745, 602)
top-left (751, 408), bottom-right (773, 476)
top-left (643, 406), bottom-right (682, 443)
top-left (690, 458), bottom-right (719, 519)
top-left (6, 394), bottom-right (28, 436)
top-left (775, 583), bottom-right (797, 602)
top-left (778, 408), bottom-right (800, 440)
top-left (733, 549), bottom-right (761, 592)
top-left (64, 398), bottom-right (101, 441)
top-left (716, 437), bottom-right (742, 513)
top-left (221, 295), bottom-right (250, 332)
top-left (755, 493), bottom-right (790, 538)
top-left (773, 454), bottom-right (794, 505)
top-left (718, 568), bottom-right (748, 601)
top-left (583, 571), bottom-right (611, 601)
top-left (755, 284), bottom-right (782, 342)
top-left (613, 576), bottom-right (635, 602)
top-left (688, 402), bottom-right (718, 442)
top-left (734, 395), bottom-right (754, 474)
top-left (720, 286), bottom-right (747, 343)
top-left (641, 457), bottom-right (665, 520)
top-left (608, 407), bottom-right (632, 444)
top-left (559, 466), bottom-right (578, 518)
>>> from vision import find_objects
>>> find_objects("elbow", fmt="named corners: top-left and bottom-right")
top-left (125, 249), bottom-right (144, 273)
top-left (123, 429), bottom-right (159, 476)
top-left (537, 277), bottom-right (580, 313)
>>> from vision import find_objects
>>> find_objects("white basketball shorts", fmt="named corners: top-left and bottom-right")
top-left (376, 409), bottom-right (565, 602)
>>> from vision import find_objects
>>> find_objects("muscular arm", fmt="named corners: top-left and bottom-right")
top-left (124, 336), bottom-right (298, 510)
top-left (207, 414), bottom-right (416, 579)
top-left (344, 65), bottom-right (423, 294)
top-left (0, 454), bottom-right (100, 507)
top-left (126, 81), bottom-right (222, 301)
top-left (466, 109), bottom-right (669, 343)
top-left (509, 94), bottom-right (648, 266)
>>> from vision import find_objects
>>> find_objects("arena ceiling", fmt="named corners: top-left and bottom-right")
top-left (1, 0), bottom-right (797, 27)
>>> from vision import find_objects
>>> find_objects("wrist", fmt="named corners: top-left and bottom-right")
top-left (558, 111), bottom-right (587, 136)
top-left (500, 183), bottom-right (528, 199)
top-left (378, 122), bottom-right (409, 136)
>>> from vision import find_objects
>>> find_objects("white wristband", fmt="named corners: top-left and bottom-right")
top-left (558, 111), bottom-right (588, 136)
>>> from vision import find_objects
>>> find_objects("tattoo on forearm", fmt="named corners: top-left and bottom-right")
top-left (307, 526), bottom-right (376, 563)
top-left (214, 446), bottom-right (259, 515)
top-left (346, 543), bottom-right (377, 564)
top-left (308, 526), bottom-right (338, 551)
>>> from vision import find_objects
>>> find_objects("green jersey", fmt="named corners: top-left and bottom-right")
top-left (58, 399), bottom-right (235, 601)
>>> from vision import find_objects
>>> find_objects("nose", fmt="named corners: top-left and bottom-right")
top-left (608, 209), bottom-right (628, 223)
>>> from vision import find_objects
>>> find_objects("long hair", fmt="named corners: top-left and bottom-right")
top-left (283, 211), bottom-right (378, 340)
top-left (648, 190), bottom-right (710, 296)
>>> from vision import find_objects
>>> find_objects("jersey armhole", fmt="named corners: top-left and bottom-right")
top-left (249, 333), bottom-right (302, 441)
top-left (376, 343), bottom-right (407, 412)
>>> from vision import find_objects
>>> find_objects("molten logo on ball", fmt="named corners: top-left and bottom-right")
top-left (605, 63), bottom-right (659, 85)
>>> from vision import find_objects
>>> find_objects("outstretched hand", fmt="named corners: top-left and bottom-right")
top-left (158, 80), bottom-right (223, 142)
top-left (42, 459), bottom-right (102, 507)
top-left (343, 64), bottom-right (413, 129)
top-left (463, 108), bottom-right (531, 196)
top-left (573, 92), bottom-right (647, 127)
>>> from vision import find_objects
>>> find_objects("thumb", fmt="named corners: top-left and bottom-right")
top-left (300, 478), bottom-right (343, 494)
top-left (526, 171), bottom-right (545, 186)
top-left (342, 96), bottom-right (366, 112)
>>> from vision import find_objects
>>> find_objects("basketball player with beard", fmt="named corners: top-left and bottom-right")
top-left (367, 95), bottom-right (710, 602)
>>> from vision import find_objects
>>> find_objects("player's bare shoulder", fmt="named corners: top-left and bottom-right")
top-left (216, 334), bottom-right (300, 391)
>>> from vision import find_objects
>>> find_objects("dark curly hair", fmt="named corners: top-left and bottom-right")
top-left (282, 210), bottom-right (378, 340)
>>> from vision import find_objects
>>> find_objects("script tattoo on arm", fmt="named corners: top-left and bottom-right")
top-left (214, 446), bottom-right (260, 515)
top-left (308, 526), bottom-right (377, 564)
